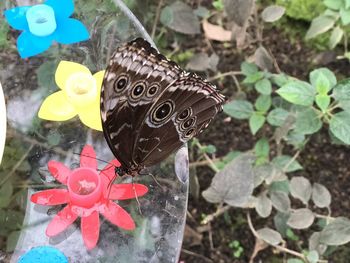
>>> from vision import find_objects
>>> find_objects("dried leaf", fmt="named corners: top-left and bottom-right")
top-left (254, 46), bottom-right (274, 71)
top-left (257, 227), bottom-right (283, 245)
top-left (287, 208), bottom-right (315, 229)
top-left (203, 20), bottom-right (232, 42)
top-left (202, 153), bottom-right (255, 207)
top-left (160, 1), bottom-right (201, 35)
top-left (224, 0), bottom-right (254, 26)
top-left (290, 176), bottom-right (312, 205)
top-left (186, 53), bottom-right (219, 71)
top-left (312, 183), bottom-right (331, 208)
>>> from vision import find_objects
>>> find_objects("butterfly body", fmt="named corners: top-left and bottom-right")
top-left (101, 38), bottom-right (225, 177)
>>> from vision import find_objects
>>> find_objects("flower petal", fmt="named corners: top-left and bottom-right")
top-left (81, 211), bottom-right (100, 250)
top-left (109, 184), bottom-right (148, 200)
top-left (101, 201), bottom-right (135, 230)
top-left (46, 205), bottom-right (78, 236)
top-left (17, 31), bottom-right (52, 58)
top-left (80, 145), bottom-right (97, 169)
top-left (78, 101), bottom-right (103, 131)
top-left (4, 6), bottom-right (30, 31)
top-left (100, 160), bottom-right (121, 182)
top-left (31, 189), bottom-right (69, 205)
top-left (38, 91), bottom-right (77, 121)
top-left (54, 18), bottom-right (89, 45)
top-left (55, 61), bottom-right (91, 90)
top-left (45, 0), bottom-right (74, 19)
top-left (48, 160), bottom-right (71, 184)
top-left (93, 70), bottom-right (106, 93)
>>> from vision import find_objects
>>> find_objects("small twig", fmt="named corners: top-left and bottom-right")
top-left (202, 204), bottom-right (231, 224)
top-left (0, 144), bottom-right (34, 186)
top-left (247, 212), bottom-right (328, 263)
top-left (207, 71), bottom-right (243, 82)
top-left (181, 248), bottom-right (214, 263)
top-left (282, 150), bottom-right (301, 172)
top-left (189, 158), bottom-right (221, 168)
top-left (208, 222), bottom-right (214, 250)
top-left (151, 0), bottom-right (164, 39)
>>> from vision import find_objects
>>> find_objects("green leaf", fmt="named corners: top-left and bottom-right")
top-left (242, 71), bottom-right (264, 84)
top-left (223, 100), bottom-right (254, 119)
top-left (212, 0), bottom-right (224, 11)
top-left (255, 78), bottom-right (272, 95)
top-left (320, 217), bottom-right (350, 245)
top-left (287, 259), bottom-right (304, 263)
top-left (323, 0), bottom-right (343, 10)
top-left (332, 79), bottom-right (350, 111)
top-left (257, 227), bottom-right (283, 245)
top-left (310, 68), bottom-right (337, 92)
top-left (254, 138), bottom-right (269, 158)
top-left (241, 62), bottom-right (258, 76)
top-left (346, 0), bottom-right (350, 9)
top-left (269, 180), bottom-right (290, 193)
top-left (261, 5), bottom-right (285, 23)
top-left (332, 78), bottom-right (350, 100)
top-left (0, 181), bottom-right (13, 208)
top-left (277, 81), bottom-right (316, 106)
top-left (255, 192), bottom-right (272, 218)
top-left (202, 153), bottom-right (255, 207)
top-left (249, 113), bottom-right (266, 135)
top-left (340, 8), bottom-right (350, 25)
top-left (285, 131), bottom-right (306, 147)
top-left (312, 183), bottom-right (331, 208)
top-left (305, 15), bottom-right (336, 39)
top-left (255, 95), bottom-right (271, 112)
top-left (47, 132), bottom-right (61, 146)
top-left (329, 26), bottom-right (344, 49)
top-left (307, 250), bottom-right (319, 263)
top-left (270, 191), bottom-right (291, 213)
top-left (272, 155), bottom-right (303, 173)
top-left (7, 230), bottom-right (21, 252)
top-left (312, 72), bottom-right (329, 94)
top-left (193, 6), bottom-right (210, 18)
top-left (290, 176), bottom-right (312, 205)
top-left (215, 151), bottom-right (241, 170)
top-left (330, 111), bottom-right (350, 144)
top-left (294, 108), bottom-right (322, 135)
top-left (267, 108), bottom-right (289, 126)
top-left (315, 94), bottom-right (330, 113)
top-left (271, 73), bottom-right (289, 87)
top-left (287, 208), bottom-right (315, 229)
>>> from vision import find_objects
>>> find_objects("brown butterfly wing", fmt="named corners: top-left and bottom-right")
top-left (100, 38), bottom-right (182, 170)
top-left (133, 73), bottom-right (226, 167)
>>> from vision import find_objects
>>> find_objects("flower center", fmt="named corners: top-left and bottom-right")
top-left (65, 72), bottom-right (97, 107)
top-left (26, 4), bottom-right (57, 37)
top-left (68, 167), bottom-right (102, 207)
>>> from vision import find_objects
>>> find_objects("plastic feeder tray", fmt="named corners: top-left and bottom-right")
top-left (0, 0), bottom-right (189, 262)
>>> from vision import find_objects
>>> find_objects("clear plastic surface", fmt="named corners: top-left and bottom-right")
top-left (0, 0), bottom-right (189, 262)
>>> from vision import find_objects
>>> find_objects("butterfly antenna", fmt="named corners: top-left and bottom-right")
top-left (73, 152), bottom-right (114, 166)
top-left (132, 176), bottom-right (143, 215)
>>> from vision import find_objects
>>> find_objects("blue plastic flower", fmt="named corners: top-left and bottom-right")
top-left (4, 0), bottom-right (89, 58)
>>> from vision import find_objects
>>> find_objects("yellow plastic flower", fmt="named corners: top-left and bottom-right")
top-left (38, 61), bottom-right (105, 131)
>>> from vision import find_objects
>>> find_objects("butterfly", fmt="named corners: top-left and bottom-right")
top-left (100, 38), bottom-right (226, 177)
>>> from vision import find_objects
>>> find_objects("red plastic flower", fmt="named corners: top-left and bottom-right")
top-left (31, 145), bottom-right (148, 250)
